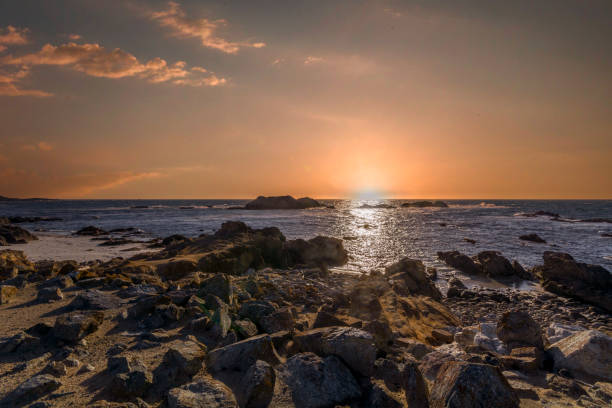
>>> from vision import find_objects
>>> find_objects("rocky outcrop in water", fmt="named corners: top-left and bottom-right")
top-left (244, 195), bottom-right (323, 210)
top-left (0, 224), bottom-right (38, 244)
top-left (437, 250), bottom-right (529, 279)
top-left (533, 251), bottom-right (612, 313)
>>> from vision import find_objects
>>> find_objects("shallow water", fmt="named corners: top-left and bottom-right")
top-left (1, 199), bottom-right (611, 276)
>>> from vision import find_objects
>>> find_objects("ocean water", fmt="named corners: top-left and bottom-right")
top-left (1, 200), bottom-right (611, 275)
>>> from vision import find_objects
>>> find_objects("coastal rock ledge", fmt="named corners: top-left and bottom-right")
top-left (244, 195), bottom-right (324, 210)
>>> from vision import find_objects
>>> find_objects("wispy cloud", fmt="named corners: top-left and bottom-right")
top-left (304, 56), bottom-right (324, 65)
top-left (0, 40), bottom-right (226, 96)
top-left (0, 26), bottom-right (29, 52)
top-left (150, 1), bottom-right (265, 54)
top-left (21, 141), bottom-right (53, 151)
top-left (67, 33), bottom-right (82, 41)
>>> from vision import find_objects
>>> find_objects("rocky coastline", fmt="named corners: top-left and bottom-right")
top-left (0, 220), bottom-right (611, 407)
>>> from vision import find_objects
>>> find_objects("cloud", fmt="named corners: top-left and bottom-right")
top-left (150, 1), bottom-right (265, 54)
top-left (21, 141), bottom-right (53, 151)
top-left (0, 41), bottom-right (226, 96)
top-left (0, 66), bottom-right (52, 97)
top-left (0, 26), bottom-right (29, 52)
top-left (67, 34), bottom-right (82, 41)
top-left (304, 56), bottom-right (324, 65)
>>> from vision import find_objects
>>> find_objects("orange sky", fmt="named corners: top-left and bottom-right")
top-left (0, 0), bottom-right (611, 199)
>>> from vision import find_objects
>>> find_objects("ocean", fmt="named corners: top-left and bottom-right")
top-left (1, 199), bottom-right (611, 276)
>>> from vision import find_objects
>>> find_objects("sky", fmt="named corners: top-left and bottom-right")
top-left (0, 0), bottom-right (611, 199)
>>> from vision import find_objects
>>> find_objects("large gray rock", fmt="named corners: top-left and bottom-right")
top-left (284, 236), bottom-right (348, 267)
top-left (533, 252), bottom-right (612, 312)
top-left (274, 352), bottom-right (361, 408)
top-left (167, 377), bottom-right (238, 408)
top-left (200, 274), bottom-right (234, 304)
top-left (294, 326), bottom-right (377, 376)
top-left (238, 360), bottom-right (275, 408)
top-left (163, 340), bottom-right (207, 378)
top-left (373, 358), bottom-right (429, 408)
top-left (430, 362), bottom-right (519, 408)
top-left (53, 311), bottom-right (104, 342)
top-left (548, 330), bottom-right (612, 381)
top-left (437, 251), bottom-right (480, 275)
top-left (496, 310), bottom-right (544, 350)
top-left (36, 286), bottom-right (63, 303)
top-left (385, 257), bottom-right (442, 300)
top-left (9, 374), bottom-right (62, 404)
top-left (70, 289), bottom-right (121, 310)
top-left (0, 224), bottom-right (38, 244)
top-left (473, 251), bottom-right (516, 277)
top-left (207, 334), bottom-right (281, 374)
top-left (109, 357), bottom-right (153, 397)
top-left (259, 307), bottom-right (295, 334)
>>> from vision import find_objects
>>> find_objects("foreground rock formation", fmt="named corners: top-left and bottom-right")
top-left (0, 222), bottom-right (611, 407)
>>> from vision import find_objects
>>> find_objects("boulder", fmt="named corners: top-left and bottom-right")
top-left (238, 360), bottom-right (275, 408)
top-left (8, 374), bottom-right (62, 405)
top-left (367, 380), bottom-right (405, 408)
top-left (430, 362), bottom-right (519, 408)
top-left (372, 358), bottom-right (429, 407)
top-left (234, 319), bottom-right (258, 339)
top-left (75, 226), bottom-right (108, 236)
top-left (163, 340), bottom-right (207, 378)
top-left (446, 277), bottom-right (467, 298)
top-left (548, 330), bottom-right (612, 381)
top-left (109, 357), bottom-right (153, 397)
top-left (274, 352), bottom-right (361, 408)
top-left (294, 326), bottom-right (377, 376)
top-left (0, 284), bottom-right (18, 304)
top-left (36, 286), bottom-right (63, 302)
top-left (207, 334), bottom-right (281, 374)
top-left (259, 307), bottom-right (295, 334)
top-left (496, 310), bottom-right (544, 350)
top-left (385, 257), bottom-right (442, 299)
top-left (70, 289), bottom-right (121, 310)
top-left (0, 224), bottom-right (38, 244)
top-left (284, 236), bottom-right (348, 267)
top-left (519, 233), bottom-right (546, 243)
top-left (200, 274), bottom-right (233, 304)
top-left (157, 260), bottom-right (198, 281)
top-left (533, 252), bottom-right (612, 312)
top-left (244, 195), bottom-right (323, 210)
top-left (0, 249), bottom-right (35, 279)
top-left (473, 251), bottom-right (515, 277)
top-left (53, 311), bottom-right (104, 342)
top-left (437, 251), bottom-right (480, 275)
top-left (545, 322), bottom-right (584, 344)
top-left (239, 301), bottom-right (276, 326)
top-left (167, 377), bottom-right (238, 408)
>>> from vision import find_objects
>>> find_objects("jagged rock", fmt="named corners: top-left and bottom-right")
top-left (395, 337), bottom-right (435, 360)
top-left (0, 284), bottom-right (18, 304)
top-left (430, 362), bottom-right (519, 408)
top-left (109, 357), bottom-right (153, 397)
top-left (546, 322), bottom-right (584, 344)
top-left (234, 319), bottom-right (258, 339)
top-left (500, 347), bottom-right (542, 374)
top-left (70, 289), bottom-right (121, 310)
top-left (418, 343), bottom-right (467, 381)
top-left (167, 377), bottom-right (238, 408)
top-left (39, 275), bottom-right (74, 290)
top-left (53, 311), bottom-right (104, 342)
top-left (163, 340), bottom-right (207, 378)
top-left (294, 326), bottom-right (377, 376)
top-left (8, 374), bottom-right (62, 405)
top-left (511, 260), bottom-right (533, 280)
top-left (37, 286), bottom-right (63, 302)
top-left (211, 302), bottom-right (232, 338)
top-left (284, 236), bottom-right (348, 267)
top-left (473, 251), bottom-right (516, 277)
top-left (496, 310), bottom-right (544, 350)
top-left (207, 334), bottom-right (281, 374)
top-left (548, 330), bottom-right (612, 381)
top-left (157, 260), bottom-right (198, 281)
top-left (385, 257), bottom-right (442, 300)
top-left (437, 251), bottom-right (480, 275)
top-left (0, 224), bottom-right (38, 244)
top-left (0, 249), bottom-right (35, 279)
top-left (238, 360), bottom-right (275, 408)
top-left (546, 374), bottom-right (588, 399)
top-left (43, 361), bottom-right (67, 377)
top-left (75, 226), bottom-right (108, 236)
top-left (372, 358), bottom-right (429, 407)
top-left (244, 195), bottom-right (322, 210)
top-left (239, 301), bottom-right (276, 326)
top-left (0, 331), bottom-right (39, 353)
top-left (367, 381), bottom-right (404, 408)
top-left (533, 252), bottom-right (612, 313)
top-left (446, 277), bottom-right (467, 298)
top-left (259, 307), bottom-right (295, 334)
top-left (274, 352), bottom-right (361, 408)
top-left (200, 274), bottom-right (234, 304)
top-left (519, 233), bottom-right (546, 243)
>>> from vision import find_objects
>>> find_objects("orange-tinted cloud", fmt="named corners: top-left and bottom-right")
top-left (0, 26), bottom-right (29, 52)
top-left (0, 66), bottom-right (51, 97)
top-left (150, 1), bottom-right (266, 54)
top-left (0, 41), bottom-right (225, 96)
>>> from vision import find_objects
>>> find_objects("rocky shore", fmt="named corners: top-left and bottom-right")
top-left (0, 221), bottom-right (611, 407)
